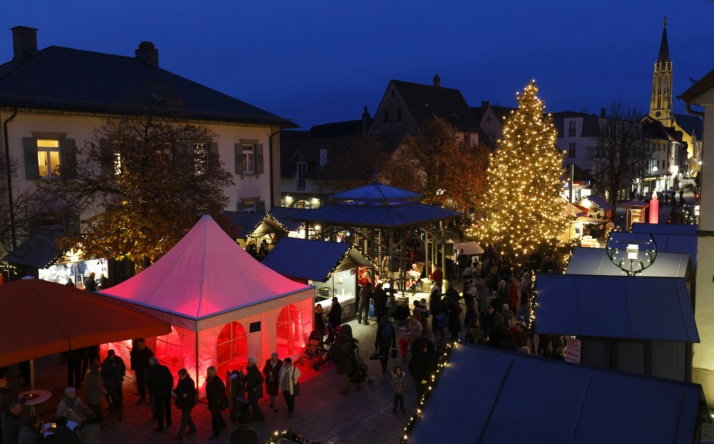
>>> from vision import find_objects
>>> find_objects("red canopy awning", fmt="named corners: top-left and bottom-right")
top-left (0, 277), bottom-right (171, 367)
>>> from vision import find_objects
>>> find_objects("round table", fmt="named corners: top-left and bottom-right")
top-left (18, 389), bottom-right (51, 415)
top-left (43, 420), bottom-right (78, 437)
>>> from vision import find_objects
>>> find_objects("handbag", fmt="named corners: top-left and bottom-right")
top-left (292, 368), bottom-right (300, 396)
top-left (390, 348), bottom-right (398, 359)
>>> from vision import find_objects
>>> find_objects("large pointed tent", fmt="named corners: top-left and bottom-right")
top-left (98, 215), bottom-right (314, 393)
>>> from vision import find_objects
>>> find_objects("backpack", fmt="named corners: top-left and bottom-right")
top-left (380, 321), bottom-right (394, 341)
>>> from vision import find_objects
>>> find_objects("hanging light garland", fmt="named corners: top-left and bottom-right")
top-left (266, 428), bottom-right (320, 444)
top-left (399, 341), bottom-right (457, 443)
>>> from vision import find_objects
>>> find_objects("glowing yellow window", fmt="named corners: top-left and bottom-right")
top-left (37, 139), bottom-right (61, 178)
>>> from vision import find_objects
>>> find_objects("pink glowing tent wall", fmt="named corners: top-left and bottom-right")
top-left (97, 215), bottom-right (314, 396)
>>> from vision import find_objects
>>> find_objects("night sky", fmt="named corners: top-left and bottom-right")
top-left (1, 1), bottom-right (712, 129)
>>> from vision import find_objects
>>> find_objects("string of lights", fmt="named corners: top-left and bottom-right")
top-left (266, 428), bottom-right (321, 444)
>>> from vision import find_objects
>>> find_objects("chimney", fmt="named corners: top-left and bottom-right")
top-left (11, 26), bottom-right (37, 62)
top-left (482, 100), bottom-right (490, 109)
top-left (361, 106), bottom-right (370, 135)
top-left (600, 107), bottom-right (606, 117)
top-left (135, 41), bottom-right (159, 67)
top-left (433, 74), bottom-right (441, 88)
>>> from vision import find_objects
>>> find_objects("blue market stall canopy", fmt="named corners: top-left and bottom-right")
top-left (287, 203), bottom-right (461, 228)
top-left (409, 345), bottom-right (708, 444)
top-left (330, 182), bottom-right (422, 204)
top-left (609, 232), bottom-right (698, 267)
top-left (584, 194), bottom-right (613, 211)
top-left (261, 238), bottom-right (375, 282)
top-left (267, 207), bottom-right (308, 233)
top-left (632, 223), bottom-right (698, 236)
top-left (222, 211), bottom-right (265, 239)
top-left (566, 247), bottom-right (694, 280)
top-left (535, 274), bottom-right (699, 342)
top-left (3, 228), bottom-right (64, 269)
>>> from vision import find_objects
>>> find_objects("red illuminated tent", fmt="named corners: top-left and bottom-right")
top-left (0, 276), bottom-right (171, 368)
top-left (98, 215), bottom-right (314, 394)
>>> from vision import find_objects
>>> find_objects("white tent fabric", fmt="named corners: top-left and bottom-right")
top-left (98, 215), bottom-right (314, 395)
top-left (451, 241), bottom-right (484, 256)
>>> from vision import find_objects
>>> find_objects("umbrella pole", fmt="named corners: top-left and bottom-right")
top-left (30, 358), bottom-right (35, 390)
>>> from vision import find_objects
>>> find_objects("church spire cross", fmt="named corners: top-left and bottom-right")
top-left (658, 17), bottom-right (670, 63)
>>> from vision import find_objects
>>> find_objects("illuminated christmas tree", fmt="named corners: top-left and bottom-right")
top-left (475, 80), bottom-right (568, 266)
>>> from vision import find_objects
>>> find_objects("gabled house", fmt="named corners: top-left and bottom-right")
top-left (0, 26), bottom-right (295, 278)
top-left (470, 101), bottom-right (517, 149)
top-left (552, 111), bottom-right (603, 174)
top-left (641, 115), bottom-right (687, 192)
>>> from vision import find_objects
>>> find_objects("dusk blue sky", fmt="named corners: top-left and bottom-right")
top-left (1, 1), bottom-right (712, 129)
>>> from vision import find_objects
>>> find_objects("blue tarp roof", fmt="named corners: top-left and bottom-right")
top-left (286, 203), bottom-right (462, 228)
top-left (632, 223), bottom-right (698, 236)
top-left (330, 182), bottom-right (422, 203)
top-left (585, 194), bottom-right (613, 211)
top-left (535, 274), bottom-right (699, 342)
top-left (267, 207), bottom-right (308, 232)
top-left (3, 228), bottom-right (64, 269)
top-left (609, 232), bottom-right (697, 267)
top-left (566, 247), bottom-right (693, 280)
top-left (261, 238), bottom-right (375, 282)
top-left (221, 211), bottom-right (265, 238)
top-left (409, 345), bottom-right (706, 444)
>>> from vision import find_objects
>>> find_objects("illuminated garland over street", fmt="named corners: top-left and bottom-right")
top-left (400, 341), bottom-right (457, 443)
top-left (266, 429), bottom-right (320, 444)
top-left (470, 81), bottom-right (569, 267)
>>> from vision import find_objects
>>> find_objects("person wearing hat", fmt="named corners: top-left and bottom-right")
top-left (56, 386), bottom-right (88, 426)
top-left (2, 399), bottom-right (24, 444)
top-left (146, 356), bottom-right (174, 431)
top-left (245, 357), bottom-right (264, 421)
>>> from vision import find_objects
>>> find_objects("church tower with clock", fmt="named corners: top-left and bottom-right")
top-left (649, 17), bottom-right (674, 128)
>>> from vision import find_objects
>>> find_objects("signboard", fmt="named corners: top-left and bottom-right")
top-left (565, 337), bottom-right (581, 364)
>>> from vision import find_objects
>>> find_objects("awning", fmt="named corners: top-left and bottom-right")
top-left (2, 228), bottom-right (64, 269)
top-left (535, 274), bottom-right (699, 342)
top-left (585, 194), bottom-right (613, 211)
top-left (261, 238), bottom-right (375, 282)
top-left (450, 241), bottom-right (484, 256)
top-left (287, 202), bottom-right (462, 228)
top-left (409, 345), bottom-right (708, 444)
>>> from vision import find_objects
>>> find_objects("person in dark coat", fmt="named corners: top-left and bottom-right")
top-left (374, 317), bottom-right (397, 374)
top-left (335, 326), bottom-right (357, 394)
top-left (229, 416), bottom-right (260, 444)
top-left (262, 353), bottom-right (282, 413)
top-left (314, 304), bottom-right (327, 338)
top-left (83, 272), bottom-right (97, 292)
top-left (446, 296), bottom-right (462, 341)
top-left (65, 348), bottom-right (84, 389)
top-left (244, 358), bottom-right (264, 421)
top-left (2, 400), bottom-right (23, 444)
top-left (101, 350), bottom-right (126, 421)
top-left (146, 356), bottom-right (173, 431)
top-left (43, 416), bottom-right (80, 444)
top-left (408, 341), bottom-right (434, 401)
top-left (174, 368), bottom-right (197, 441)
top-left (206, 366), bottom-right (228, 440)
top-left (18, 415), bottom-right (42, 444)
top-left (357, 284), bottom-right (372, 325)
top-left (372, 283), bottom-right (388, 325)
top-left (327, 297), bottom-right (342, 329)
top-left (130, 338), bottom-right (154, 404)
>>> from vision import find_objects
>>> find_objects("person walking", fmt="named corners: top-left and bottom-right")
top-left (374, 317), bottom-right (396, 375)
top-left (84, 361), bottom-right (106, 420)
top-left (327, 297), bottom-right (342, 330)
top-left (391, 366), bottom-right (407, 414)
top-left (245, 358), bottom-right (265, 421)
top-left (101, 350), bottom-right (126, 421)
top-left (206, 366), bottom-right (228, 440)
top-left (277, 358), bottom-right (300, 418)
top-left (146, 356), bottom-right (173, 431)
top-left (372, 283), bottom-right (388, 325)
top-left (357, 284), bottom-right (372, 325)
top-left (262, 353), bottom-right (282, 413)
top-left (130, 338), bottom-right (154, 404)
top-left (174, 368), bottom-right (197, 441)
top-left (65, 348), bottom-right (84, 389)
top-left (408, 342), bottom-right (434, 402)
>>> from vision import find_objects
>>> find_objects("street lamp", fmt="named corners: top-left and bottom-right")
top-left (605, 233), bottom-right (657, 277)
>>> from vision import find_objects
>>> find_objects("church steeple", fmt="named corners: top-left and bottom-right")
top-left (650, 17), bottom-right (674, 127)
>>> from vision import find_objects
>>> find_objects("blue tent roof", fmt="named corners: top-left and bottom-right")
top-left (3, 227), bottom-right (64, 269)
top-left (632, 223), bottom-right (698, 236)
top-left (286, 202), bottom-right (461, 228)
top-left (261, 238), bottom-right (375, 282)
top-left (409, 345), bottom-right (707, 444)
top-left (330, 182), bottom-right (422, 204)
top-left (585, 194), bottom-right (613, 211)
top-left (566, 247), bottom-right (694, 280)
top-left (535, 274), bottom-right (699, 342)
top-left (267, 207), bottom-right (308, 232)
top-left (221, 211), bottom-right (265, 238)
top-left (609, 232), bottom-right (697, 267)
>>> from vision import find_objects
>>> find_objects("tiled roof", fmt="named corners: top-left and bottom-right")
top-left (391, 80), bottom-right (480, 132)
top-left (552, 111), bottom-right (602, 138)
top-left (679, 66), bottom-right (714, 103)
top-left (0, 46), bottom-right (295, 127)
top-left (308, 119), bottom-right (369, 139)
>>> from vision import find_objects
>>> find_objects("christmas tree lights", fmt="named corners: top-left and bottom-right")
top-left (471, 81), bottom-right (569, 267)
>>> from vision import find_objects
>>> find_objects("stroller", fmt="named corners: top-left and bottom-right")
top-left (301, 330), bottom-right (329, 370)
top-left (349, 348), bottom-right (374, 387)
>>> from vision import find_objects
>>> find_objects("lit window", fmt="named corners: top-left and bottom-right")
top-left (37, 139), bottom-right (61, 178)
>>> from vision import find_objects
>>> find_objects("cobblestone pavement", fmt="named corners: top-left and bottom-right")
top-left (8, 292), bottom-right (434, 444)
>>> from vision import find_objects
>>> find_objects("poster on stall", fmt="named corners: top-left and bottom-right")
top-left (565, 337), bottom-right (581, 364)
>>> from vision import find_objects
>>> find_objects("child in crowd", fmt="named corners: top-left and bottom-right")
top-left (391, 366), bottom-right (406, 414)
